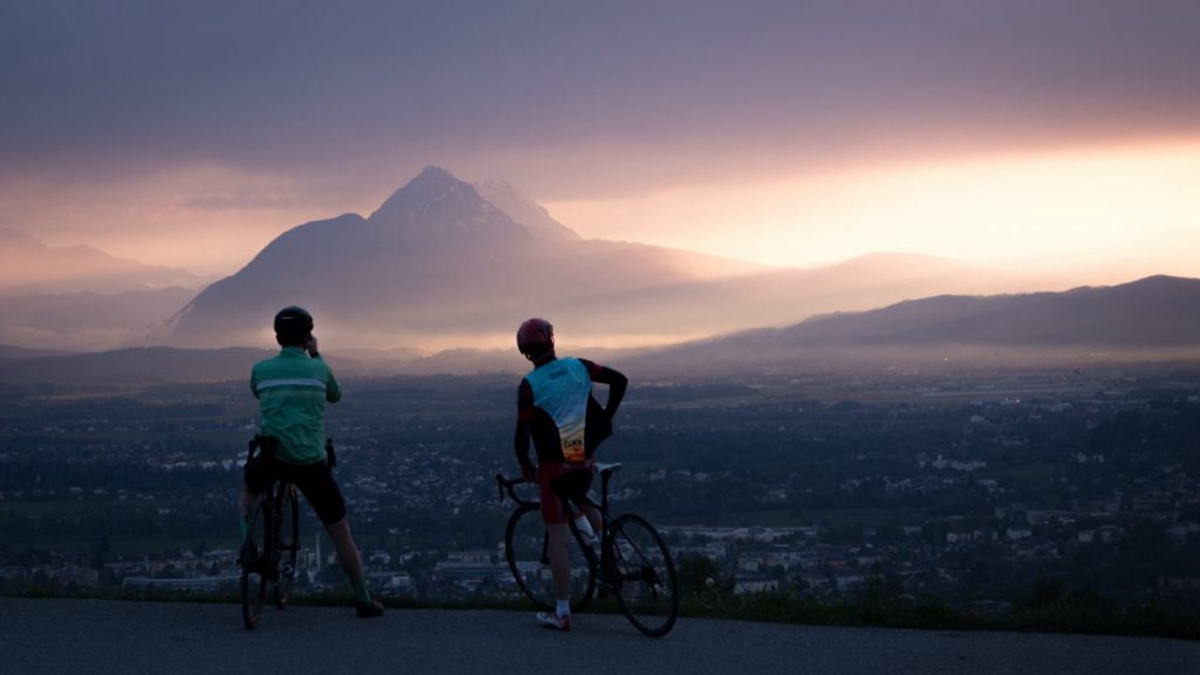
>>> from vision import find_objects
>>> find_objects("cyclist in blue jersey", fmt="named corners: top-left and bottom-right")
top-left (239, 306), bottom-right (383, 618)
top-left (513, 318), bottom-right (627, 631)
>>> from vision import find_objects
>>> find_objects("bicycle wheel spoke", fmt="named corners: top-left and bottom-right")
top-left (609, 514), bottom-right (679, 637)
top-left (505, 505), bottom-right (556, 611)
top-left (505, 504), bottom-right (596, 613)
top-left (274, 487), bottom-right (299, 609)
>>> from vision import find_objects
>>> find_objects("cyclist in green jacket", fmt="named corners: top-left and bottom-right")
top-left (239, 306), bottom-right (383, 618)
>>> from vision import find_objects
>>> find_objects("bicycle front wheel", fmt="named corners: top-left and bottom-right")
top-left (274, 486), bottom-right (299, 609)
top-left (608, 513), bottom-right (679, 637)
top-left (504, 503), bottom-right (596, 613)
top-left (240, 499), bottom-right (269, 630)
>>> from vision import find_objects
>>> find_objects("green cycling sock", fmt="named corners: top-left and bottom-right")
top-left (238, 514), bottom-right (249, 541)
top-left (350, 575), bottom-right (372, 604)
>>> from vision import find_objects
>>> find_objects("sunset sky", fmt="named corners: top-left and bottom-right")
top-left (1, 1), bottom-right (1197, 280)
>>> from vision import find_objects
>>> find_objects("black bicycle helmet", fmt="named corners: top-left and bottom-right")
top-left (273, 306), bottom-right (314, 342)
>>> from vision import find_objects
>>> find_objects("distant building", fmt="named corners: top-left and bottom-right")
top-left (734, 576), bottom-right (779, 594)
top-left (122, 575), bottom-right (240, 592)
top-left (1158, 577), bottom-right (1200, 592)
top-left (833, 572), bottom-right (866, 592)
top-left (1006, 527), bottom-right (1032, 541)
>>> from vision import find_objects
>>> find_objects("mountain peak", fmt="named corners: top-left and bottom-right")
top-left (401, 165), bottom-right (463, 196)
top-left (416, 164), bottom-right (456, 182)
top-left (367, 167), bottom-right (580, 242)
top-left (369, 165), bottom-right (490, 225)
top-left (473, 179), bottom-right (580, 241)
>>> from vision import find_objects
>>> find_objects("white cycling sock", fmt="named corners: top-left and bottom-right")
top-left (556, 600), bottom-right (570, 618)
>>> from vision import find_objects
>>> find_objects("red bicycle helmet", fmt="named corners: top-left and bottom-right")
top-left (516, 317), bottom-right (554, 356)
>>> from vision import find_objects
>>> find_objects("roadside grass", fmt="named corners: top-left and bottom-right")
top-left (8, 584), bottom-right (1198, 641)
top-left (676, 585), bottom-right (1200, 641)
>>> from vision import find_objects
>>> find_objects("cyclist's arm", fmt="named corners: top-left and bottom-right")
top-left (305, 335), bottom-right (341, 403)
top-left (582, 359), bottom-right (627, 418)
top-left (514, 379), bottom-right (536, 476)
top-left (322, 363), bottom-right (342, 403)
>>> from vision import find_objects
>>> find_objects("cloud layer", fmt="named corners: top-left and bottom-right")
top-left (1, 1), bottom-right (1197, 273)
top-left (4, 2), bottom-right (1198, 191)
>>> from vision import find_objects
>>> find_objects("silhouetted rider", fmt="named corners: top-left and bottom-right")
top-left (513, 317), bottom-right (627, 632)
top-left (239, 306), bottom-right (383, 618)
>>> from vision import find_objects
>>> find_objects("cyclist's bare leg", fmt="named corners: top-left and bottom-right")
top-left (325, 517), bottom-right (377, 608)
top-left (325, 517), bottom-right (364, 582)
top-left (547, 522), bottom-right (572, 602)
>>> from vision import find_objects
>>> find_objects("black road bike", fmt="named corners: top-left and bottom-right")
top-left (238, 443), bottom-right (300, 630)
top-left (497, 462), bottom-right (679, 637)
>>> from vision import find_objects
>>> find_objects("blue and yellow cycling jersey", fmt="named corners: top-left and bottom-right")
top-left (524, 357), bottom-right (592, 463)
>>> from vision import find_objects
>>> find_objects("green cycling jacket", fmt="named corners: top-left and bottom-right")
top-left (250, 346), bottom-right (341, 465)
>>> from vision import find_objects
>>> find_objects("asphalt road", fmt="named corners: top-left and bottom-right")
top-left (2, 598), bottom-right (1197, 675)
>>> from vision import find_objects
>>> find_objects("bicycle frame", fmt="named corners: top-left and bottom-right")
top-left (495, 464), bottom-right (618, 577)
top-left (260, 480), bottom-right (291, 578)
top-left (241, 471), bottom-right (300, 629)
top-left (498, 462), bottom-right (679, 637)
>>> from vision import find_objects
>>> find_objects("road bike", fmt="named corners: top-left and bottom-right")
top-left (238, 441), bottom-right (300, 630)
top-left (497, 462), bottom-right (679, 637)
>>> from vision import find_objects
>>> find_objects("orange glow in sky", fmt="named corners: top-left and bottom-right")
top-left (2, 139), bottom-right (1197, 285)
top-left (546, 139), bottom-right (1200, 282)
top-left (4, 2), bottom-right (1199, 288)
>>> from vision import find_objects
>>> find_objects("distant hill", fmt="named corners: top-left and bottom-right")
top-left (6, 277), bottom-right (1196, 384)
top-left (0, 344), bottom-right (73, 360)
top-left (773, 275), bottom-right (1200, 347)
top-left (0, 228), bottom-right (205, 294)
top-left (0, 287), bottom-right (199, 351)
top-left (637, 276), bottom-right (1200, 373)
top-left (162, 166), bottom-right (1065, 350)
top-left (0, 343), bottom-right (521, 385)
top-left (0, 340), bottom-right (650, 384)
top-left (0, 346), bottom-right (279, 385)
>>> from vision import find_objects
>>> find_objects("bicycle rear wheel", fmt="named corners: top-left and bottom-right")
top-left (274, 486), bottom-right (299, 609)
top-left (504, 503), bottom-right (596, 613)
top-left (608, 513), bottom-right (679, 637)
top-left (240, 499), bottom-right (269, 630)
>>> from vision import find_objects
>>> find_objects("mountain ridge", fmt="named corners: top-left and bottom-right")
top-left (777, 274), bottom-right (1200, 347)
top-left (0, 228), bottom-right (205, 294)
top-left (5, 274), bottom-right (1197, 384)
top-left (162, 166), bottom-right (1073, 350)
top-left (626, 274), bottom-right (1200, 374)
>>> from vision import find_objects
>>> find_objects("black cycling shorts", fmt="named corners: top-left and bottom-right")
top-left (243, 454), bottom-right (347, 526)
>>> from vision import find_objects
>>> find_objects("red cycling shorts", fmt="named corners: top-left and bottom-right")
top-left (538, 461), bottom-right (595, 525)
